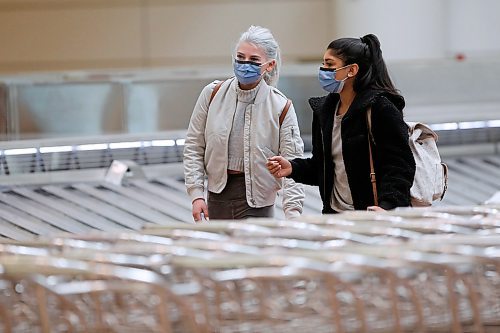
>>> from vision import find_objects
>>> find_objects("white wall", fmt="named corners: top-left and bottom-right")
top-left (447, 0), bottom-right (500, 58)
top-left (331, 0), bottom-right (448, 60)
top-left (330, 0), bottom-right (500, 61)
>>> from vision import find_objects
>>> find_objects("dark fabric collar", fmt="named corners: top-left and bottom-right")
top-left (308, 89), bottom-right (405, 119)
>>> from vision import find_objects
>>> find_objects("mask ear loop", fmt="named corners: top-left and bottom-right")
top-left (338, 65), bottom-right (355, 83)
top-left (260, 59), bottom-right (274, 74)
top-left (260, 60), bottom-right (276, 86)
top-left (334, 66), bottom-right (353, 93)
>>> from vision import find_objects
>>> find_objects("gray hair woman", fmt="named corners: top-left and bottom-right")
top-left (183, 25), bottom-right (305, 222)
top-left (235, 25), bottom-right (281, 87)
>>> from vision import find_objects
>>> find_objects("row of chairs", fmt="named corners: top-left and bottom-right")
top-left (0, 204), bottom-right (499, 332)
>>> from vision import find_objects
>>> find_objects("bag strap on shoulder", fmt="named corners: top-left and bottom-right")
top-left (279, 99), bottom-right (292, 127)
top-left (208, 79), bottom-right (291, 127)
top-left (209, 80), bottom-right (225, 106)
top-left (366, 108), bottom-right (375, 145)
top-left (366, 108), bottom-right (378, 206)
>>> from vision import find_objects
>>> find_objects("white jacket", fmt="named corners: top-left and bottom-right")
top-left (183, 77), bottom-right (305, 219)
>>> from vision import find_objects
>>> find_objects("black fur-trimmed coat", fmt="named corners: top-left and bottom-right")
top-left (290, 89), bottom-right (416, 213)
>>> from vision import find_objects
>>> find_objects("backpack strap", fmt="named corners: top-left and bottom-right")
top-left (279, 99), bottom-right (292, 126)
top-left (208, 80), bottom-right (225, 107)
top-left (366, 108), bottom-right (378, 206)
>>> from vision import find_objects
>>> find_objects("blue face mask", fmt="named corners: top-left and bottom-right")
top-left (318, 65), bottom-right (350, 93)
top-left (233, 60), bottom-right (265, 85)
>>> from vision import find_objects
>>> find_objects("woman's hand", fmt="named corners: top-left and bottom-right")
top-left (266, 156), bottom-right (292, 178)
top-left (367, 206), bottom-right (385, 212)
top-left (192, 198), bottom-right (209, 222)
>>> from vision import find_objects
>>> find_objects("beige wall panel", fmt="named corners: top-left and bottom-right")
top-left (0, 7), bottom-right (143, 63)
top-left (0, 0), bottom-right (141, 8)
top-left (147, 0), bottom-right (330, 65)
top-left (0, 0), bottom-right (331, 72)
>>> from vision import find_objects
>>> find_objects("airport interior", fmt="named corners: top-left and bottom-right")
top-left (0, 0), bottom-right (500, 332)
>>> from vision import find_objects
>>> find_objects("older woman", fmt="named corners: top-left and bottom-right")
top-left (183, 25), bottom-right (304, 222)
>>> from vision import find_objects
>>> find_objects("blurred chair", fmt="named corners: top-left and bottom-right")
top-left (0, 255), bottom-right (204, 333)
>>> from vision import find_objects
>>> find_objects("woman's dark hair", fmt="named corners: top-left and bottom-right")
top-left (327, 34), bottom-right (400, 96)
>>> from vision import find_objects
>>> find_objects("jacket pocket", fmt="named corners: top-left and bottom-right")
top-left (282, 125), bottom-right (300, 154)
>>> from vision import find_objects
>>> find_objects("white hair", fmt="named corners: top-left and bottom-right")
top-left (235, 25), bottom-right (281, 87)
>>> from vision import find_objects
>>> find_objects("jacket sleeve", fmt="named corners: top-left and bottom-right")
top-left (371, 97), bottom-right (416, 209)
top-left (183, 81), bottom-right (218, 202)
top-left (289, 112), bottom-right (322, 186)
top-left (278, 103), bottom-right (305, 219)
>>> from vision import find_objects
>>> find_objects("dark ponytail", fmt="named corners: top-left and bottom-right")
top-left (327, 34), bottom-right (400, 97)
top-left (359, 34), bottom-right (398, 95)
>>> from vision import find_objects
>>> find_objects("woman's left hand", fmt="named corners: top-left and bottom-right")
top-left (367, 206), bottom-right (385, 212)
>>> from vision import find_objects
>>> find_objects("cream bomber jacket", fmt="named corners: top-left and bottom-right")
top-left (183, 77), bottom-right (305, 219)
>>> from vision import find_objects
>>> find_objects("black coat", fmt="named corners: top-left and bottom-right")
top-left (290, 89), bottom-right (416, 213)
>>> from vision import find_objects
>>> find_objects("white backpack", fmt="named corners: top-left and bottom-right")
top-left (367, 109), bottom-right (448, 207)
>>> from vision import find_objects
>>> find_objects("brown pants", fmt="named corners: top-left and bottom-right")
top-left (208, 173), bottom-right (274, 220)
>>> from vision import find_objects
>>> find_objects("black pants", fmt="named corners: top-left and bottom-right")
top-left (208, 174), bottom-right (274, 220)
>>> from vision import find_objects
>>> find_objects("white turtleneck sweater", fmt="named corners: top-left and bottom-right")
top-left (227, 80), bottom-right (262, 172)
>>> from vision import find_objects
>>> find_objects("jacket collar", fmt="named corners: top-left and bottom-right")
top-left (308, 89), bottom-right (405, 120)
top-left (309, 90), bottom-right (378, 116)
top-left (229, 77), bottom-right (272, 104)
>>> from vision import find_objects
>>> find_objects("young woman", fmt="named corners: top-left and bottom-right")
top-left (267, 34), bottom-right (415, 213)
top-left (184, 26), bottom-right (304, 222)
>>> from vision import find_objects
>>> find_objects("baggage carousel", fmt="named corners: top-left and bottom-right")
top-left (0, 131), bottom-right (499, 240)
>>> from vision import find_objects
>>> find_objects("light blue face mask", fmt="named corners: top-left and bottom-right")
top-left (318, 65), bottom-right (351, 93)
top-left (233, 60), bottom-right (265, 85)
